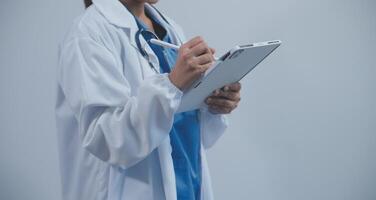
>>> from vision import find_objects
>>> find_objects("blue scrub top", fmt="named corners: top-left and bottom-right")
top-left (134, 9), bottom-right (202, 200)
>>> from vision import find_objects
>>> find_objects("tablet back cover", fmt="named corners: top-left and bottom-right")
top-left (177, 42), bottom-right (281, 113)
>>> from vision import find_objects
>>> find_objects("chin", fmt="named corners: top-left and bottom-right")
top-left (147, 0), bottom-right (159, 4)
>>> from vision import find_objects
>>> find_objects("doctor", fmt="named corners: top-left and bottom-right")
top-left (56, 0), bottom-right (241, 199)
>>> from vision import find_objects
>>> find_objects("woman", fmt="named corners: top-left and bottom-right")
top-left (56, 0), bottom-right (241, 199)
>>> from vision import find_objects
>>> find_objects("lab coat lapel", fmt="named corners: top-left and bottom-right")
top-left (93, 2), bottom-right (182, 199)
top-left (93, 0), bottom-right (160, 73)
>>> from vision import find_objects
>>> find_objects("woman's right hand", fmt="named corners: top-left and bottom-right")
top-left (168, 36), bottom-right (215, 91)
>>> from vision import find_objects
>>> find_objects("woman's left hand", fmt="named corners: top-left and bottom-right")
top-left (205, 82), bottom-right (241, 114)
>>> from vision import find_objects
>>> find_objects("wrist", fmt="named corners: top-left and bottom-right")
top-left (168, 73), bottom-right (183, 91)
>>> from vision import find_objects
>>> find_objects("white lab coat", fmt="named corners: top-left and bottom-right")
top-left (55, 0), bottom-right (228, 199)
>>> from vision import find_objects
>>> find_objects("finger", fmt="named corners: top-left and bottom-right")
top-left (206, 97), bottom-right (237, 109)
top-left (208, 105), bottom-right (221, 114)
top-left (211, 89), bottom-right (221, 96)
top-left (190, 42), bottom-right (210, 57)
top-left (226, 82), bottom-right (241, 92)
top-left (210, 47), bottom-right (216, 54)
top-left (185, 36), bottom-right (204, 49)
top-left (208, 106), bottom-right (223, 114)
top-left (195, 53), bottom-right (214, 65)
top-left (207, 97), bottom-right (238, 110)
top-left (208, 104), bottom-right (231, 114)
top-left (213, 90), bottom-right (241, 101)
top-left (197, 62), bottom-right (213, 73)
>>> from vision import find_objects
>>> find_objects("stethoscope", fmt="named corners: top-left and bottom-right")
top-left (133, 5), bottom-right (182, 72)
top-left (135, 29), bottom-right (161, 58)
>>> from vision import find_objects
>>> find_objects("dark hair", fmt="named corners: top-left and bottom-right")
top-left (84, 0), bottom-right (93, 8)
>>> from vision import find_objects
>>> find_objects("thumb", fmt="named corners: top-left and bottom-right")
top-left (209, 47), bottom-right (216, 54)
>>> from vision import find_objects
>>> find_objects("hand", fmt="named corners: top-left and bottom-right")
top-left (169, 36), bottom-right (215, 91)
top-left (205, 82), bottom-right (242, 114)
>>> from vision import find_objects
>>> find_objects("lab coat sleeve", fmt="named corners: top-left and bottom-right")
top-left (200, 106), bottom-right (229, 149)
top-left (58, 37), bottom-right (182, 169)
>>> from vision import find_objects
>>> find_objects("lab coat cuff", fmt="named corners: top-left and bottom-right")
top-left (204, 106), bottom-right (228, 122)
top-left (161, 73), bottom-right (183, 97)
top-left (199, 106), bottom-right (229, 149)
top-left (159, 73), bottom-right (183, 112)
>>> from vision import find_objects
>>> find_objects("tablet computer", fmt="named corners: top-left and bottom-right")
top-left (177, 40), bottom-right (282, 113)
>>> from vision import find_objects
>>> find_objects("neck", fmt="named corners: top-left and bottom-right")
top-left (120, 0), bottom-right (146, 18)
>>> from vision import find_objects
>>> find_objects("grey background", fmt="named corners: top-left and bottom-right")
top-left (0, 0), bottom-right (375, 200)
